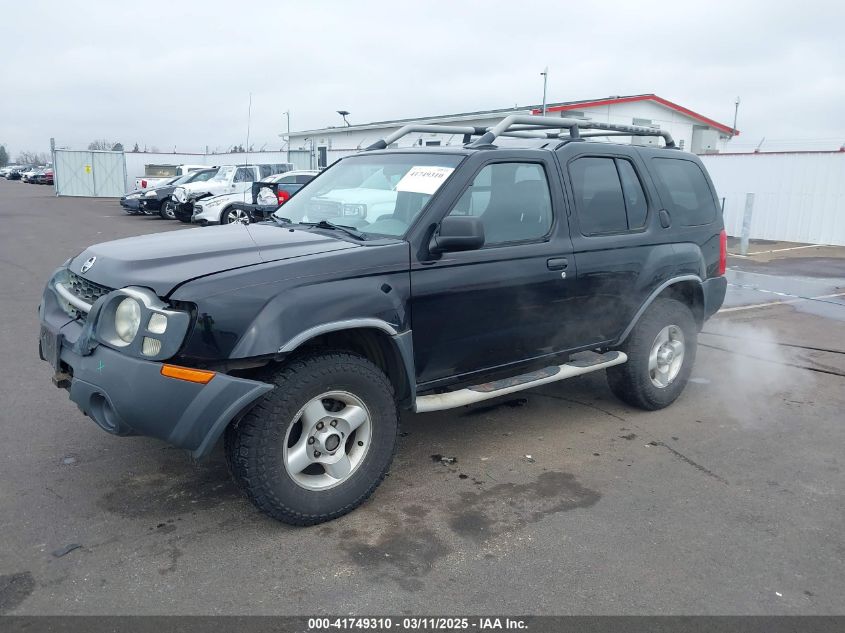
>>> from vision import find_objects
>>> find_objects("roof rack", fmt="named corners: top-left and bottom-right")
top-left (364, 124), bottom-right (549, 151)
top-left (364, 114), bottom-right (676, 151)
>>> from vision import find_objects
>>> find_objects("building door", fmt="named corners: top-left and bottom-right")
top-left (317, 146), bottom-right (328, 169)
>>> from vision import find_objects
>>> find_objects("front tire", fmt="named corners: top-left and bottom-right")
top-left (159, 199), bottom-right (176, 220)
top-left (225, 352), bottom-right (399, 525)
top-left (606, 298), bottom-right (697, 410)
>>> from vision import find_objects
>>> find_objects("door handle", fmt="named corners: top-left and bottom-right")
top-left (547, 257), bottom-right (568, 271)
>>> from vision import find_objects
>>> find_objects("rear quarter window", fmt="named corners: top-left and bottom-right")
top-left (650, 158), bottom-right (718, 226)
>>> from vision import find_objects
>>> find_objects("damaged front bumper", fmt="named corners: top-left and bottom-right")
top-left (38, 275), bottom-right (273, 459)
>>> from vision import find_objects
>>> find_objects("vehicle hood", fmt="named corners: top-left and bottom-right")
top-left (149, 184), bottom-right (178, 197)
top-left (180, 181), bottom-right (223, 194)
top-left (67, 223), bottom-right (359, 297)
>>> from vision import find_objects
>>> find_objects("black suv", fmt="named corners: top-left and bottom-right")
top-left (38, 116), bottom-right (727, 525)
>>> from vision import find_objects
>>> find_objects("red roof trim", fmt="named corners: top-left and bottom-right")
top-left (532, 95), bottom-right (738, 136)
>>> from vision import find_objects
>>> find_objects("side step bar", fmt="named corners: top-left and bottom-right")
top-left (414, 351), bottom-right (627, 413)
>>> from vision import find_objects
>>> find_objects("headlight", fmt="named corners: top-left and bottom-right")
top-left (127, 193), bottom-right (141, 199)
top-left (143, 190), bottom-right (157, 198)
top-left (174, 188), bottom-right (187, 203)
top-left (114, 298), bottom-right (141, 344)
top-left (92, 287), bottom-right (192, 360)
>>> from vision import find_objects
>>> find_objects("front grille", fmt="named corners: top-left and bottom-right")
top-left (58, 271), bottom-right (114, 319)
top-left (66, 271), bottom-right (113, 305)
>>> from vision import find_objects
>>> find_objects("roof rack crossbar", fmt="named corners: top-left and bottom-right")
top-left (364, 124), bottom-right (545, 150)
top-left (467, 115), bottom-right (676, 148)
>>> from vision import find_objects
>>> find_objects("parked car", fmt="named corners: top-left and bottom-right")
top-left (32, 168), bottom-right (54, 185)
top-left (139, 168), bottom-right (218, 219)
top-left (22, 167), bottom-right (45, 183)
top-left (121, 178), bottom-right (185, 214)
top-left (134, 164), bottom-right (208, 191)
top-left (37, 116), bottom-right (726, 525)
top-left (192, 170), bottom-right (318, 225)
top-left (119, 190), bottom-right (145, 214)
top-left (6, 165), bottom-right (33, 181)
top-left (1, 165), bottom-right (29, 178)
top-left (172, 163), bottom-right (293, 223)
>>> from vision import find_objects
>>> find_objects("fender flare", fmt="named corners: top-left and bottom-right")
top-left (278, 318), bottom-right (399, 353)
top-left (278, 319), bottom-right (416, 407)
top-left (615, 275), bottom-right (703, 345)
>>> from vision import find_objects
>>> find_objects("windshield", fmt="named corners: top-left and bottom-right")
top-left (274, 154), bottom-right (463, 237)
top-left (187, 169), bottom-right (216, 183)
top-left (211, 166), bottom-right (235, 182)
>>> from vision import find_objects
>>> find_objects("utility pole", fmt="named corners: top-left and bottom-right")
top-left (245, 92), bottom-right (252, 165)
top-left (540, 67), bottom-right (548, 116)
top-left (732, 96), bottom-right (741, 136)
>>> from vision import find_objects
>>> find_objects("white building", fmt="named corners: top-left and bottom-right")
top-left (287, 94), bottom-right (737, 168)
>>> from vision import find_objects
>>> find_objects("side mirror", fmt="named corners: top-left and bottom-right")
top-left (430, 216), bottom-right (485, 253)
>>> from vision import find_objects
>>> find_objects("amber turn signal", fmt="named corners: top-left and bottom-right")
top-left (160, 364), bottom-right (216, 384)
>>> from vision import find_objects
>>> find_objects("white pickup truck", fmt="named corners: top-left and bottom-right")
top-left (134, 164), bottom-right (207, 191)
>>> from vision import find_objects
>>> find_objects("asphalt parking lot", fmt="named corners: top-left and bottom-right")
top-left (1, 178), bottom-right (844, 615)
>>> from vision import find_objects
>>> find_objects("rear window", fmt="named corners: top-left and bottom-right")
top-left (650, 158), bottom-right (717, 226)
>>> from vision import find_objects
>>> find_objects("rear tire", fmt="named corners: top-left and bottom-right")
top-left (222, 207), bottom-right (250, 225)
top-left (606, 298), bottom-right (697, 410)
top-left (225, 351), bottom-right (399, 525)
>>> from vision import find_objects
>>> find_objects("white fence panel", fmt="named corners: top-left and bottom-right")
top-left (701, 152), bottom-right (845, 246)
top-left (91, 151), bottom-right (126, 197)
top-left (53, 150), bottom-right (95, 196)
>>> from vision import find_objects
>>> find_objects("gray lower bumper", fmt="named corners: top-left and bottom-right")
top-left (44, 319), bottom-right (273, 459)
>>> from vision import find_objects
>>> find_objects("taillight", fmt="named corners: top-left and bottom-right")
top-left (718, 229), bottom-right (727, 276)
top-left (141, 179), bottom-right (147, 189)
top-left (277, 190), bottom-right (291, 205)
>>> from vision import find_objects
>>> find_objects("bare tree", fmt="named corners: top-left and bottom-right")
top-left (0, 145), bottom-right (8, 168)
top-left (16, 151), bottom-right (49, 165)
top-left (88, 139), bottom-right (118, 151)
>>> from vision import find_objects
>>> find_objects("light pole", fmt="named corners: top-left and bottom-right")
top-left (283, 111), bottom-right (291, 161)
top-left (732, 97), bottom-right (740, 136)
top-left (540, 67), bottom-right (548, 116)
top-left (337, 110), bottom-right (351, 127)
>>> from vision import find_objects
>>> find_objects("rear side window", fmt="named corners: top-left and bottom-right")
top-left (617, 160), bottom-right (648, 229)
top-left (568, 157), bottom-right (627, 234)
top-left (651, 158), bottom-right (717, 226)
top-left (234, 167), bottom-right (255, 183)
top-left (569, 157), bottom-right (650, 234)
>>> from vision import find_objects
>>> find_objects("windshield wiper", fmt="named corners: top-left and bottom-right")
top-left (301, 219), bottom-right (367, 240)
top-left (271, 215), bottom-right (292, 225)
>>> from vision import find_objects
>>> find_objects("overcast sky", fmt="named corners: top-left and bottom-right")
top-left (2, 0), bottom-right (843, 156)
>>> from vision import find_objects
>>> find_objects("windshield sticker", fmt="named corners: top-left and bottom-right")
top-left (395, 166), bottom-right (455, 195)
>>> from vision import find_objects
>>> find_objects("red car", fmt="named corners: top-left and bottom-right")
top-left (33, 169), bottom-right (54, 185)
